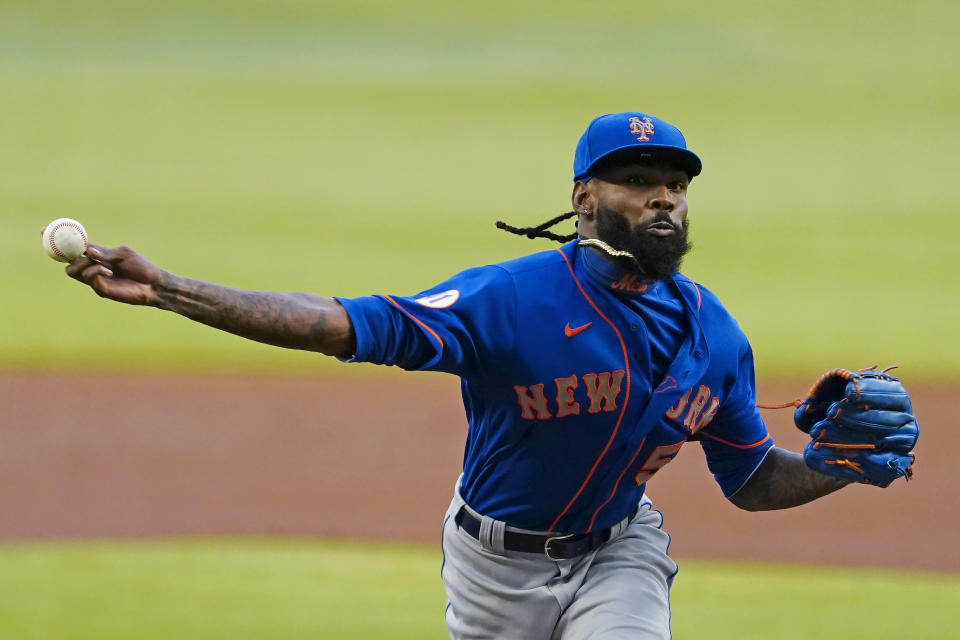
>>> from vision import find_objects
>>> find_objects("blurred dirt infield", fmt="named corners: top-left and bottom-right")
top-left (0, 372), bottom-right (953, 572)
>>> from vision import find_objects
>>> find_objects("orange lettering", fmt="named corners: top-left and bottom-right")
top-left (666, 389), bottom-right (691, 420)
top-left (683, 385), bottom-right (711, 429)
top-left (582, 370), bottom-right (625, 414)
top-left (610, 274), bottom-right (648, 293)
top-left (555, 375), bottom-right (580, 418)
top-left (692, 397), bottom-right (721, 434)
top-left (514, 384), bottom-right (552, 420)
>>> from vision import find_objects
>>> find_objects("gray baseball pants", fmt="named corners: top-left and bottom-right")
top-left (440, 484), bottom-right (678, 640)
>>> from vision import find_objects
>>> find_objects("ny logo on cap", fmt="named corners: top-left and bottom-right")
top-left (628, 116), bottom-right (655, 142)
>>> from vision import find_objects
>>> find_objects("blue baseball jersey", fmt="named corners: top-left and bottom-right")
top-left (336, 240), bottom-right (773, 533)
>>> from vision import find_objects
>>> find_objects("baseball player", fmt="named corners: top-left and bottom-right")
top-left (63, 112), bottom-right (918, 639)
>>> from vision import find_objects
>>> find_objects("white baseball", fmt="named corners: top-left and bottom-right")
top-left (42, 218), bottom-right (88, 263)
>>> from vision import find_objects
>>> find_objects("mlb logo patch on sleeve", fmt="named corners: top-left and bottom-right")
top-left (416, 289), bottom-right (460, 309)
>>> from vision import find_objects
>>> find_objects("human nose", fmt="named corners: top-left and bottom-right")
top-left (647, 185), bottom-right (675, 213)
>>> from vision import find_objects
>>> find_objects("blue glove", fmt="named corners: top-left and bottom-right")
top-left (795, 369), bottom-right (918, 487)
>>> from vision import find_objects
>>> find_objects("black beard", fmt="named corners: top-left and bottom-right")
top-left (594, 204), bottom-right (691, 280)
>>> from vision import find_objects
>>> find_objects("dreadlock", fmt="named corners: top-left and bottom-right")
top-left (495, 211), bottom-right (579, 243)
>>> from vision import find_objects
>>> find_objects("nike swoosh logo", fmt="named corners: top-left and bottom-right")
top-left (564, 322), bottom-right (593, 338)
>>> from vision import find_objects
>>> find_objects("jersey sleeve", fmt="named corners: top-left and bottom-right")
top-left (695, 342), bottom-right (774, 498)
top-left (333, 265), bottom-right (516, 377)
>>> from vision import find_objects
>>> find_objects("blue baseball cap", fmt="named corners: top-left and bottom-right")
top-left (573, 112), bottom-right (702, 182)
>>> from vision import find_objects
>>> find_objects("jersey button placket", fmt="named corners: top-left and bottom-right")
top-left (631, 320), bottom-right (648, 360)
top-left (629, 317), bottom-right (652, 385)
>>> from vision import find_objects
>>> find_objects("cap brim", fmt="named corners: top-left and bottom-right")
top-left (577, 144), bottom-right (702, 181)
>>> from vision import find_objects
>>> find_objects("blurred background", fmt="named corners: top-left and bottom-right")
top-left (1, 1), bottom-right (957, 638)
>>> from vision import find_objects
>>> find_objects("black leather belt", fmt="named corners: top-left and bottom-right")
top-left (454, 506), bottom-right (639, 560)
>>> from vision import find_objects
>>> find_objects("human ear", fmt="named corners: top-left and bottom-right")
top-left (571, 182), bottom-right (596, 217)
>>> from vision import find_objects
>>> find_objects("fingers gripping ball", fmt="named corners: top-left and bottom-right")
top-left (795, 369), bottom-right (919, 487)
top-left (42, 218), bottom-right (88, 262)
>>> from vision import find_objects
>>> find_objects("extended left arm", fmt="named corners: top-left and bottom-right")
top-left (729, 446), bottom-right (851, 511)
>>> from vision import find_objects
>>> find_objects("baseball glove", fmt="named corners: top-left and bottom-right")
top-left (794, 368), bottom-right (918, 487)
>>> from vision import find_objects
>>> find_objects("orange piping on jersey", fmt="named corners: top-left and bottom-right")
top-left (699, 431), bottom-right (771, 450)
top-left (585, 437), bottom-right (647, 532)
top-left (677, 274), bottom-right (701, 310)
top-left (549, 247), bottom-right (631, 533)
top-left (383, 295), bottom-right (444, 350)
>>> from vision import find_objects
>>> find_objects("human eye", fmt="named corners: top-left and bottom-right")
top-left (625, 174), bottom-right (645, 186)
top-left (669, 181), bottom-right (687, 192)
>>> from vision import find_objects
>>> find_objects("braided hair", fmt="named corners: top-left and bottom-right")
top-left (495, 211), bottom-right (579, 243)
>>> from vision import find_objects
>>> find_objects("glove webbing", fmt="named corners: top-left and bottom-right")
top-left (755, 365), bottom-right (899, 410)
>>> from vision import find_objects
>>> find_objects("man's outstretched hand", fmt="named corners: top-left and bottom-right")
top-left (65, 244), bottom-right (163, 306)
top-left (58, 237), bottom-right (356, 356)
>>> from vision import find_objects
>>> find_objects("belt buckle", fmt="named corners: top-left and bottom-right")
top-left (544, 533), bottom-right (574, 560)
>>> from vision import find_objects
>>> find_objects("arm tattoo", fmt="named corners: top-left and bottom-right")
top-left (154, 272), bottom-right (355, 356)
top-left (729, 446), bottom-right (852, 511)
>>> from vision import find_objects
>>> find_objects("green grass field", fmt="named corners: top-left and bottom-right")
top-left (2, 0), bottom-right (958, 378)
top-left (1, 3), bottom-right (956, 638)
top-left (0, 539), bottom-right (956, 639)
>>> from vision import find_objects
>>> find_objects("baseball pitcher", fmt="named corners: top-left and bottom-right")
top-left (61, 112), bottom-right (919, 639)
